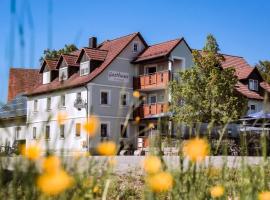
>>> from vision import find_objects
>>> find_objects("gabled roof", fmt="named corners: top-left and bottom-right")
top-left (76, 48), bottom-right (108, 62)
top-left (0, 95), bottom-right (27, 120)
top-left (39, 59), bottom-right (58, 73)
top-left (221, 54), bottom-right (255, 80)
top-left (235, 82), bottom-right (264, 100)
top-left (134, 38), bottom-right (183, 62)
top-left (8, 68), bottom-right (41, 102)
top-left (56, 54), bottom-right (79, 69)
top-left (27, 32), bottom-right (141, 95)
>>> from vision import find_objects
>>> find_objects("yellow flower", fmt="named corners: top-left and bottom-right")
top-left (147, 172), bottom-right (173, 193)
top-left (133, 91), bottom-right (140, 98)
top-left (148, 123), bottom-right (155, 129)
top-left (96, 141), bottom-right (117, 156)
top-left (57, 112), bottom-right (67, 124)
top-left (142, 156), bottom-right (162, 174)
top-left (210, 185), bottom-right (224, 198)
top-left (135, 116), bottom-right (140, 124)
top-left (259, 191), bottom-right (270, 200)
top-left (93, 185), bottom-right (101, 194)
top-left (183, 138), bottom-right (209, 162)
top-left (83, 116), bottom-right (99, 137)
top-left (42, 156), bottom-right (61, 174)
top-left (37, 169), bottom-right (73, 196)
top-left (21, 143), bottom-right (41, 161)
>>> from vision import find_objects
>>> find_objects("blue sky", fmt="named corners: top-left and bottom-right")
top-left (0, 0), bottom-right (270, 103)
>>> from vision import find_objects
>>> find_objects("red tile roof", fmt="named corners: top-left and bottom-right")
top-left (134, 38), bottom-right (182, 62)
top-left (135, 39), bottom-right (182, 62)
top-left (59, 54), bottom-right (79, 67)
top-left (221, 54), bottom-right (254, 80)
top-left (235, 82), bottom-right (263, 100)
top-left (77, 48), bottom-right (108, 62)
top-left (39, 59), bottom-right (58, 73)
top-left (27, 32), bottom-right (140, 95)
top-left (8, 68), bottom-right (41, 101)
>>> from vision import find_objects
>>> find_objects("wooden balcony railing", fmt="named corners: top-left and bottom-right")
top-left (133, 71), bottom-right (170, 90)
top-left (134, 103), bottom-right (168, 118)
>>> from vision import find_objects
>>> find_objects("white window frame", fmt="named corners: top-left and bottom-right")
top-left (59, 67), bottom-right (68, 81)
top-left (120, 123), bottom-right (129, 138)
top-left (60, 124), bottom-right (65, 139)
top-left (80, 61), bottom-right (90, 76)
top-left (145, 65), bottom-right (157, 75)
top-left (60, 94), bottom-right (66, 108)
top-left (250, 104), bottom-right (256, 112)
top-left (75, 123), bottom-right (81, 138)
top-left (43, 71), bottom-right (51, 84)
top-left (45, 125), bottom-right (50, 140)
top-left (100, 121), bottom-right (110, 138)
top-left (33, 127), bottom-right (37, 140)
top-left (133, 42), bottom-right (139, 53)
top-left (120, 92), bottom-right (129, 107)
top-left (149, 94), bottom-right (157, 104)
top-left (249, 79), bottom-right (259, 91)
top-left (15, 127), bottom-right (21, 140)
top-left (100, 90), bottom-right (111, 106)
top-left (34, 100), bottom-right (38, 112)
top-left (46, 97), bottom-right (51, 111)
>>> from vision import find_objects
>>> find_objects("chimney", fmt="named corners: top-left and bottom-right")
top-left (89, 37), bottom-right (97, 48)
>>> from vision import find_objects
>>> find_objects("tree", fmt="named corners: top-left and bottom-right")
top-left (256, 60), bottom-right (270, 83)
top-left (39, 44), bottom-right (78, 62)
top-left (169, 34), bottom-right (247, 127)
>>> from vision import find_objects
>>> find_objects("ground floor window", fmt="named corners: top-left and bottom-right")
top-left (45, 125), bottom-right (50, 139)
top-left (101, 123), bottom-right (109, 138)
top-left (76, 123), bottom-right (81, 137)
top-left (138, 125), bottom-right (146, 137)
top-left (33, 127), bottom-right (37, 139)
top-left (15, 127), bottom-right (21, 140)
top-left (60, 125), bottom-right (65, 139)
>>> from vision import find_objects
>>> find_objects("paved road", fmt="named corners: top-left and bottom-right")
top-left (1, 156), bottom-right (268, 173)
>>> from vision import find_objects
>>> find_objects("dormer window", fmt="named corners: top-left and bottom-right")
top-left (43, 71), bottom-right (51, 84)
top-left (80, 61), bottom-right (90, 76)
top-left (133, 42), bottom-right (139, 53)
top-left (249, 79), bottom-right (258, 91)
top-left (59, 67), bottom-right (68, 81)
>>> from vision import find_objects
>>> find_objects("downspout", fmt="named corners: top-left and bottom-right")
top-left (84, 85), bottom-right (89, 152)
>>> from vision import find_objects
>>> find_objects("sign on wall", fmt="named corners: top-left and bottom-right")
top-left (108, 71), bottom-right (129, 83)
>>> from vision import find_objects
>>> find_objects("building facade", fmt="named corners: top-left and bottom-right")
top-left (1, 32), bottom-right (270, 154)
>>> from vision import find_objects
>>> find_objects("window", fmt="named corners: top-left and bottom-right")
top-left (146, 66), bottom-right (157, 74)
top-left (100, 91), bottom-right (109, 105)
top-left (60, 125), bottom-right (65, 139)
top-left (15, 127), bottom-right (21, 140)
top-left (133, 42), bottom-right (139, 52)
top-left (33, 127), bottom-right (37, 139)
top-left (120, 124), bottom-right (127, 138)
top-left (75, 123), bottom-right (81, 137)
top-left (59, 67), bottom-right (68, 81)
top-left (80, 61), bottom-right (90, 76)
top-left (101, 123), bottom-right (109, 138)
top-left (149, 95), bottom-right (157, 104)
top-left (249, 79), bottom-right (259, 91)
top-left (43, 71), bottom-right (51, 84)
top-left (250, 104), bottom-right (256, 111)
top-left (120, 93), bottom-right (128, 106)
top-left (138, 125), bottom-right (146, 137)
top-left (60, 95), bottom-right (66, 107)
top-left (47, 97), bottom-right (51, 110)
top-left (45, 126), bottom-right (50, 139)
top-left (34, 100), bottom-right (38, 112)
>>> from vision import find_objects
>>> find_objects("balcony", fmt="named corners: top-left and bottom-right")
top-left (133, 71), bottom-right (170, 91)
top-left (135, 103), bottom-right (169, 119)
